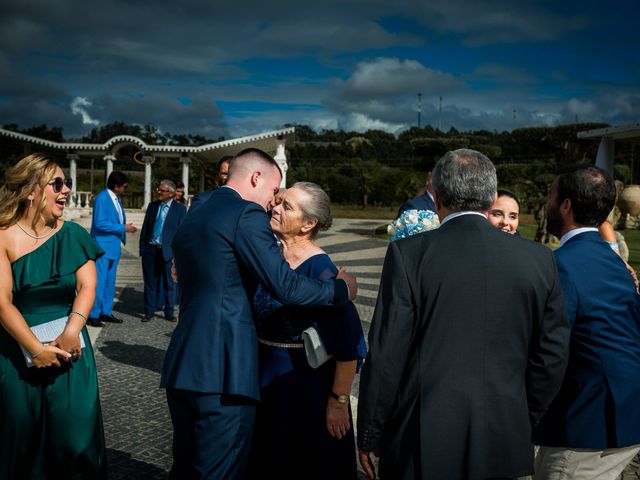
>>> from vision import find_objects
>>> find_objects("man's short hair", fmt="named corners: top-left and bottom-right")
top-left (217, 156), bottom-right (232, 171)
top-left (432, 149), bottom-right (497, 212)
top-left (160, 179), bottom-right (176, 192)
top-left (107, 171), bottom-right (128, 190)
top-left (228, 148), bottom-right (282, 179)
top-left (556, 164), bottom-right (615, 227)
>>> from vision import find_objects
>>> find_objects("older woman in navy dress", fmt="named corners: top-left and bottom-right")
top-left (247, 182), bottom-right (366, 480)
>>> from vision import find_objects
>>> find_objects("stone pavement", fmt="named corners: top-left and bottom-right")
top-left (74, 211), bottom-right (639, 479)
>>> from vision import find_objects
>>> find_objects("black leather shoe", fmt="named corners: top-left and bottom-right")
top-left (141, 314), bottom-right (154, 322)
top-left (101, 314), bottom-right (123, 324)
top-left (165, 315), bottom-right (177, 322)
top-left (87, 317), bottom-right (105, 327)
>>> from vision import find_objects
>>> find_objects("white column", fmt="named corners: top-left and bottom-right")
top-left (180, 155), bottom-right (191, 195)
top-left (199, 165), bottom-right (206, 191)
top-left (143, 155), bottom-right (153, 210)
top-left (595, 136), bottom-right (615, 175)
top-left (104, 154), bottom-right (116, 180)
top-left (67, 153), bottom-right (79, 207)
top-left (274, 142), bottom-right (288, 188)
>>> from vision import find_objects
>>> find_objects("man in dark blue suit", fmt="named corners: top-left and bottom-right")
top-left (188, 155), bottom-right (231, 211)
top-left (396, 173), bottom-right (436, 218)
top-left (533, 165), bottom-right (640, 479)
top-left (139, 179), bottom-right (187, 322)
top-left (89, 171), bottom-right (138, 326)
top-left (160, 148), bottom-right (357, 479)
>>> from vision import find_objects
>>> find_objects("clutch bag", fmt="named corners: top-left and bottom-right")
top-left (302, 326), bottom-right (333, 369)
top-left (20, 316), bottom-right (86, 367)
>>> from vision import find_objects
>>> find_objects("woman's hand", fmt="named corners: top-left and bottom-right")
top-left (53, 326), bottom-right (83, 360)
top-left (32, 344), bottom-right (72, 368)
top-left (326, 397), bottom-right (351, 439)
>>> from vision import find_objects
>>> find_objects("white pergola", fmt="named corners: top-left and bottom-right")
top-left (0, 126), bottom-right (295, 209)
top-left (578, 123), bottom-right (640, 175)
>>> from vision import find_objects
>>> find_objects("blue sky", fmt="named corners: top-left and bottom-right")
top-left (1, 0), bottom-right (638, 140)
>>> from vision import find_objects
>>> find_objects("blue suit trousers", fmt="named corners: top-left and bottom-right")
top-left (142, 247), bottom-right (176, 317)
top-left (90, 251), bottom-right (120, 318)
top-left (166, 389), bottom-right (257, 480)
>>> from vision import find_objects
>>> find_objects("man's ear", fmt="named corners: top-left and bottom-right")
top-left (250, 171), bottom-right (261, 187)
top-left (433, 190), bottom-right (442, 211)
top-left (560, 197), bottom-right (572, 216)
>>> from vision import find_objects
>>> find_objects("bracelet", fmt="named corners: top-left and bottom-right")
top-left (31, 343), bottom-right (45, 359)
top-left (69, 311), bottom-right (88, 325)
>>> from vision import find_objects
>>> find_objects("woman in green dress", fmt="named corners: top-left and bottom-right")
top-left (0, 153), bottom-right (107, 478)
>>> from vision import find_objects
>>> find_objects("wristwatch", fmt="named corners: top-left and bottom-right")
top-left (330, 391), bottom-right (350, 404)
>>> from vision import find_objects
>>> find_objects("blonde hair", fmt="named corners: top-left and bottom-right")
top-left (0, 153), bottom-right (59, 230)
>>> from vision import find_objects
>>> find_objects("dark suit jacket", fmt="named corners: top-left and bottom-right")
top-left (139, 200), bottom-right (187, 262)
top-left (533, 231), bottom-right (640, 449)
top-left (91, 188), bottom-right (126, 259)
top-left (357, 214), bottom-right (570, 480)
top-left (396, 192), bottom-right (436, 218)
top-left (160, 187), bottom-right (349, 400)
top-left (188, 188), bottom-right (214, 212)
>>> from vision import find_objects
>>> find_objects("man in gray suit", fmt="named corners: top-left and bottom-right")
top-left (357, 149), bottom-right (570, 480)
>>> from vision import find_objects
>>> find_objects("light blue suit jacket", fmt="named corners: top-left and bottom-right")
top-left (91, 188), bottom-right (126, 259)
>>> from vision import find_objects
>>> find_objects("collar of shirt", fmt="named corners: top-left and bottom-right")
top-left (559, 227), bottom-right (599, 247)
top-left (440, 210), bottom-right (487, 226)
top-left (107, 188), bottom-right (119, 202)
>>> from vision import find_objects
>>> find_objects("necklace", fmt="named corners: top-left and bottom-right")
top-left (16, 222), bottom-right (55, 240)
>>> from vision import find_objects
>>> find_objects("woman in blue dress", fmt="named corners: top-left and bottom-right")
top-left (247, 182), bottom-right (366, 480)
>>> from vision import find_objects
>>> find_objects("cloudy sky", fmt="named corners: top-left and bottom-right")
top-left (1, 0), bottom-right (638, 140)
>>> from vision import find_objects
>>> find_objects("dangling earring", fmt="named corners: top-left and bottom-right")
top-left (29, 198), bottom-right (33, 208)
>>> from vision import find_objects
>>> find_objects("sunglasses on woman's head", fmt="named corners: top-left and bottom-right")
top-left (48, 177), bottom-right (72, 193)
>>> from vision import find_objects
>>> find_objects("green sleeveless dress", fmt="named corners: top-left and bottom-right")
top-left (0, 221), bottom-right (107, 479)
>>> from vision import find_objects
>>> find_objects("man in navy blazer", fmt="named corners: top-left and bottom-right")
top-left (139, 180), bottom-right (187, 322)
top-left (89, 171), bottom-right (137, 327)
top-left (396, 173), bottom-right (436, 218)
top-left (533, 165), bottom-right (640, 479)
top-left (160, 148), bottom-right (357, 479)
top-left (188, 155), bottom-right (231, 211)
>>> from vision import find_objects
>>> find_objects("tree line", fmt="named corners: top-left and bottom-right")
top-left (1, 121), bottom-right (637, 212)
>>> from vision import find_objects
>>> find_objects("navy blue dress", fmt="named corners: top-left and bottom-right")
top-left (247, 254), bottom-right (366, 480)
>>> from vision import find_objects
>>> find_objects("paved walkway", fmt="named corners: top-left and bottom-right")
top-left (74, 211), bottom-right (639, 479)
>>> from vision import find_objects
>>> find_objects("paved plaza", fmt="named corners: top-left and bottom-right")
top-left (74, 211), bottom-right (639, 479)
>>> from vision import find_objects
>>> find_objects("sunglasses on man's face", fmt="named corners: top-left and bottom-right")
top-left (48, 177), bottom-right (72, 193)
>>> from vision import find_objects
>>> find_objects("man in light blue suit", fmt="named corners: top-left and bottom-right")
top-left (533, 165), bottom-right (640, 479)
top-left (160, 148), bottom-right (357, 479)
top-left (89, 171), bottom-right (137, 327)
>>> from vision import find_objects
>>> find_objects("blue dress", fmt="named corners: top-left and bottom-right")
top-left (247, 254), bottom-right (366, 480)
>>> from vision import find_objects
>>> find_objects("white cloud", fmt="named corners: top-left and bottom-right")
top-left (70, 97), bottom-right (100, 126)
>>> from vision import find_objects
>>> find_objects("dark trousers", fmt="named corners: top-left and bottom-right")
top-left (166, 389), bottom-right (257, 480)
top-left (141, 246), bottom-right (176, 317)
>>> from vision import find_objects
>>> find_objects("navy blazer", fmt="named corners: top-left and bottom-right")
top-left (139, 200), bottom-right (187, 262)
top-left (533, 231), bottom-right (640, 449)
top-left (396, 192), bottom-right (436, 218)
top-left (160, 187), bottom-right (349, 400)
top-left (188, 188), bottom-right (214, 212)
top-left (91, 188), bottom-right (126, 259)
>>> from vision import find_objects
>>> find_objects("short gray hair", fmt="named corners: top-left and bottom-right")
top-left (431, 149), bottom-right (497, 212)
top-left (291, 181), bottom-right (332, 238)
top-left (160, 179), bottom-right (176, 192)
